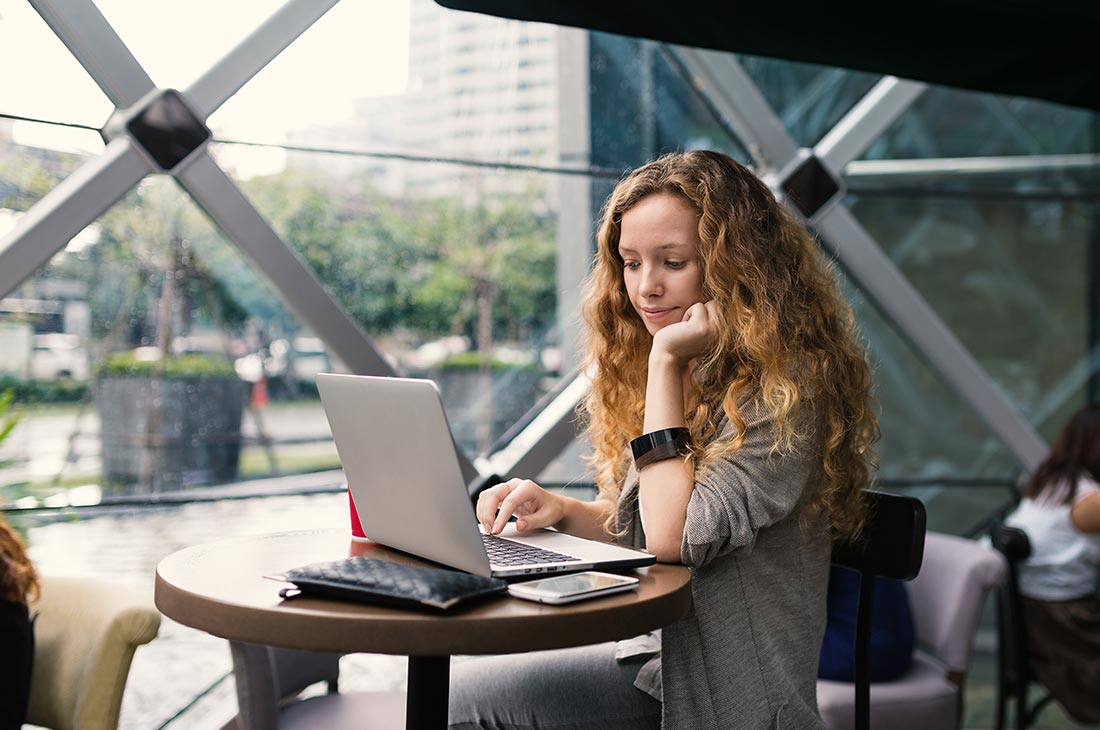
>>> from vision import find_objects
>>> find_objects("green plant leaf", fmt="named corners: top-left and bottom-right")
top-left (0, 388), bottom-right (17, 449)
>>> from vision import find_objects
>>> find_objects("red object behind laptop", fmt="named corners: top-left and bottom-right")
top-left (349, 487), bottom-right (369, 542)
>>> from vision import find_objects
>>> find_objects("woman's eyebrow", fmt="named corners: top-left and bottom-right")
top-left (618, 242), bottom-right (690, 254)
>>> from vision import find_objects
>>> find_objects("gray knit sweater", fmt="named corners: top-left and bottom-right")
top-left (617, 401), bottom-right (830, 730)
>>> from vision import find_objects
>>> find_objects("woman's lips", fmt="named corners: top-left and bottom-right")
top-left (641, 307), bottom-right (676, 320)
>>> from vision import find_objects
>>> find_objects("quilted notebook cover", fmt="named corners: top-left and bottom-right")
top-left (267, 556), bottom-right (508, 611)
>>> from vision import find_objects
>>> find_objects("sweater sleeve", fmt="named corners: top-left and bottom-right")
top-left (681, 402), bottom-right (819, 569)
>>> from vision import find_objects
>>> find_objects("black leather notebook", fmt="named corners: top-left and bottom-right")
top-left (267, 556), bottom-right (508, 611)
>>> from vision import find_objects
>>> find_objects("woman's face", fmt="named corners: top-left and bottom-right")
top-left (618, 192), bottom-right (706, 336)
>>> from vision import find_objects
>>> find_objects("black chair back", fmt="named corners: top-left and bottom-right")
top-left (989, 522), bottom-right (1053, 730)
top-left (832, 490), bottom-right (928, 730)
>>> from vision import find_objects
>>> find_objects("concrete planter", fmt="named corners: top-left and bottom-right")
top-left (96, 376), bottom-right (247, 492)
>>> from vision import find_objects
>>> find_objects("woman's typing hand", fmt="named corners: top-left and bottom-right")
top-left (477, 478), bottom-right (565, 535)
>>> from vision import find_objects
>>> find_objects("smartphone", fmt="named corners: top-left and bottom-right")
top-left (507, 571), bottom-right (640, 604)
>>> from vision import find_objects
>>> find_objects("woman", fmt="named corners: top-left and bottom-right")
top-left (1, 516), bottom-right (38, 729)
top-left (1004, 403), bottom-right (1100, 723)
top-left (451, 150), bottom-right (877, 729)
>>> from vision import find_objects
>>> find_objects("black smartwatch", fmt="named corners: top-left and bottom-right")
top-left (630, 428), bottom-right (692, 470)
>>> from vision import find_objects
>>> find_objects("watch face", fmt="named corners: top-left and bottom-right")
top-left (126, 89), bottom-right (211, 172)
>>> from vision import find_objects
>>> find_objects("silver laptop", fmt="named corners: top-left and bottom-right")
top-left (316, 373), bottom-right (655, 578)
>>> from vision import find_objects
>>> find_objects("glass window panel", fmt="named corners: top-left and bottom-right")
top-left (0, 2), bottom-right (113, 128)
top-left (588, 33), bottom-right (748, 173)
top-left (399, 1), bottom-right (554, 164)
top-left (537, 434), bottom-right (590, 486)
top-left (863, 87), bottom-right (1095, 159)
top-left (835, 266), bottom-right (1019, 482)
top-left (849, 193), bottom-right (1092, 435)
top-left (8, 0), bottom-right (1094, 510)
top-left (1, 172), bottom-right (347, 500)
top-left (737, 55), bottom-right (879, 148)
top-left (94, 0), bottom-right (283, 93)
top-left (223, 150), bottom-right (561, 457)
top-left (3, 0), bottom-right (579, 496)
top-left (205, 0), bottom-right (583, 461)
top-left (206, 1), bottom-right (410, 145)
top-left (0, 123), bottom-right (94, 216)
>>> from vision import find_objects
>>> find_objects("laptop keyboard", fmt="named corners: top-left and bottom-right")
top-left (481, 533), bottom-right (578, 566)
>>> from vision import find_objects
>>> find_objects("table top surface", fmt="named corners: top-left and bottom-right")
top-left (155, 528), bottom-right (693, 656)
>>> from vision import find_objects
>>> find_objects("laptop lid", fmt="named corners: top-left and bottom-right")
top-left (317, 373), bottom-right (655, 578)
top-left (317, 373), bottom-right (492, 575)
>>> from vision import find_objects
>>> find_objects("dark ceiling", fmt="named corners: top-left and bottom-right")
top-left (435, 0), bottom-right (1099, 113)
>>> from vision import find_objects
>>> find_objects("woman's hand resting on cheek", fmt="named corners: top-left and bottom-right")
top-left (651, 300), bottom-right (717, 365)
top-left (476, 478), bottom-right (565, 535)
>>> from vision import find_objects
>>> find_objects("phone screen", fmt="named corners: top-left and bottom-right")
top-left (519, 572), bottom-right (634, 596)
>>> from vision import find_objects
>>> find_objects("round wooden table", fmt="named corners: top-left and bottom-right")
top-left (155, 528), bottom-right (692, 729)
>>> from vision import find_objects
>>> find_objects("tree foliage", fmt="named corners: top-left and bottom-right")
top-left (243, 168), bottom-right (558, 346)
top-left (91, 179), bottom-right (253, 347)
top-left (2, 136), bottom-right (559, 353)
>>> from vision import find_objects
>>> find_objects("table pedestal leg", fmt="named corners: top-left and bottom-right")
top-left (407, 655), bottom-right (450, 729)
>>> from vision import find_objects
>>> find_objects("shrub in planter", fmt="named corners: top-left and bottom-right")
top-left (0, 374), bottom-right (88, 403)
top-left (96, 353), bottom-right (247, 492)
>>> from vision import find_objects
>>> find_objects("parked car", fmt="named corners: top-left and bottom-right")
top-left (272, 337), bottom-right (332, 382)
top-left (30, 333), bottom-right (90, 381)
top-left (233, 336), bottom-right (333, 398)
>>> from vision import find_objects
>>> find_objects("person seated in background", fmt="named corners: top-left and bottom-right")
top-left (818, 564), bottom-right (915, 682)
top-left (0, 516), bottom-right (38, 730)
top-left (1003, 403), bottom-right (1100, 723)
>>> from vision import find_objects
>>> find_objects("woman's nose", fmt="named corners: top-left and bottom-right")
top-left (639, 266), bottom-right (663, 297)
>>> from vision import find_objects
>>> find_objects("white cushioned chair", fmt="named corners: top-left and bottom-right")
top-left (27, 575), bottom-right (161, 730)
top-left (818, 531), bottom-right (1006, 730)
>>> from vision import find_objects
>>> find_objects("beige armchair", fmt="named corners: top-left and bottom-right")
top-left (26, 575), bottom-right (161, 730)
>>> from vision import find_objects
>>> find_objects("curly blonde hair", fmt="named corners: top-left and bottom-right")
top-left (580, 150), bottom-right (877, 541)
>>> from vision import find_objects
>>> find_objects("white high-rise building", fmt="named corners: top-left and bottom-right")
top-left (354, 0), bottom-right (560, 202)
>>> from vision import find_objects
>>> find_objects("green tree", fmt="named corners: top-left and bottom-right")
top-left (92, 179), bottom-right (254, 352)
top-left (0, 143), bottom-right (83, 212)
top-left (243, 169), bottom-right (558, 348)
